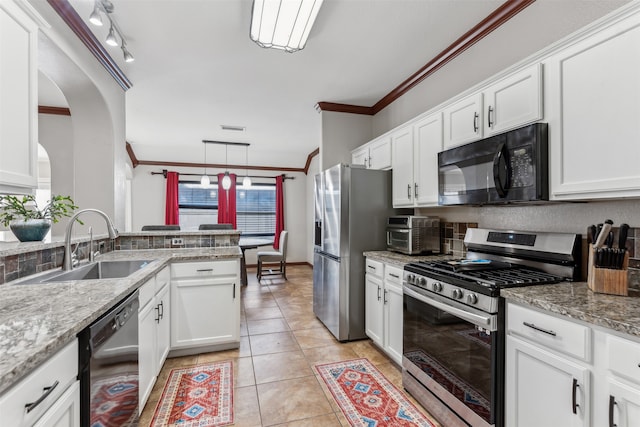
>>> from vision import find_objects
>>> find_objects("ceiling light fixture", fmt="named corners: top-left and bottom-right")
top-left (200, 142), bottom-right (210, 186)
top-left (250, 0), bottom-right (324, 53)
top-left (243, 145), bottom-right (252, 189)
top-left (88, 0), bottom-right (135, 63)
top-left (222, 144), bottom-right (231, 190)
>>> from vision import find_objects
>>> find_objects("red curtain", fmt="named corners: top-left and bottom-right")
top-left (165, 171), bottom-right (180, 225)
top-left (217, 173), bottom-right (237, 229)
top-left (273, 175), bottom-right (285, 249)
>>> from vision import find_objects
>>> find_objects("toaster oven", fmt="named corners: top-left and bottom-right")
top-left (386, 216), bottom-right (440, 255)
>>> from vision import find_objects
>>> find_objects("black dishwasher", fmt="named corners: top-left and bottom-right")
top-left (78, 290), bottom-right (139, 426)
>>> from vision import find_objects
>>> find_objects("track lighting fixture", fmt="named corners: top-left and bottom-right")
top-left (88, 0), bottom-right (134, 63)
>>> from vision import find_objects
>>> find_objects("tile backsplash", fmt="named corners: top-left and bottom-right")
top-left (441, 222), bottom-right (478, 258)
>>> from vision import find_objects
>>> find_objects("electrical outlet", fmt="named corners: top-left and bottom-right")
top-left (171, 238), bottom-right (184, 246)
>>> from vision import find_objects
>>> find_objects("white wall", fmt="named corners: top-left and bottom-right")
top-left (131, 164), bottom-right (309, 264)
top-left (320, 111), bottom-right (372, 171)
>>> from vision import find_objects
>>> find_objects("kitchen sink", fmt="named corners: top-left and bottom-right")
top-left (19, 260), bottom-right (154, 284)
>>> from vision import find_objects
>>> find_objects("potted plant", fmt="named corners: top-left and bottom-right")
top-left (0, 195), bottom-right (79, 242)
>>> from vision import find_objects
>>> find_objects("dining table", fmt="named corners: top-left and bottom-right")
top-left (239, 237), bottom-right (273, 285)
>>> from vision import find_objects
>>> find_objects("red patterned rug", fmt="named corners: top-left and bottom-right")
top-left (315, 358), bottom-right (437, 427)
top-left (91, 373), bottom-right (139, 427)
top-left (150, 361), bottom-right (234, 427)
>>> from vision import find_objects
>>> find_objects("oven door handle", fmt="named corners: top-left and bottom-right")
top-left (404, 285), bottom-right (496, 330)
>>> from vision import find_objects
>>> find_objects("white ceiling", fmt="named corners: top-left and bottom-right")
top-left (62, 0), bottom-right (506, 168)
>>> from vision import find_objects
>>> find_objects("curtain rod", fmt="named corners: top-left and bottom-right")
top-left (151, 169), bottom-right (294, 180)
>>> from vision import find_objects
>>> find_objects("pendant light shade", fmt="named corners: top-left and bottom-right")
top-left (222, 172), bottom-right (232, 190)
top-left (243, 145), bottom-right (252, 188)
top-left (89, 1), bottom-right (103, 26)
top-left (250, 0), bottom-right (324, 53)
top-left (200, 174), bottom-right (210, 186)
top-left (242, 175), bottom-right (252, 189)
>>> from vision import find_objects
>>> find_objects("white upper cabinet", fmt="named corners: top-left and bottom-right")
top-left (546, 8), bottom-right (640, 200)
top-left (443, 92), bottom-right (483, 149)
top-left (413, 113), bottom-right (443, 206)
top-left (0, 0), bottom-right (38, 194)
top-left (390, 126), bottom-right (414, 207)
top-left (483, 63), bottom-right (543, 136)
top-left (351, 136), bottom-right (392, 170)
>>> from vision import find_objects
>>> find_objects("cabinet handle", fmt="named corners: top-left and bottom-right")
top-left (197, 268), bottom-right (213, 272)
top-left (233, 283), bottom-right (236, 299)
top-left (368, 156), bottom-right (371, 168)
top-left (367, 265), bottom-right (376, 271)
top-left (389, 273), bottom-right (400, 279)
top-left (25, 380), bottom-right (59, 413)
top-left (609, 395), bottom-right (617, 427)
top-left (523, 321), bottom-right (557, 336)
top-left (159, 300), bottom-right (164, 319)
top-left (487, 105), bottom-right (494, 128)
top-left (473, 112), bottom-right (479, 133)
top-left (155, 305), bottom-right (160, 323)
top-left (414, 183), bottom-right (419, 198)
top-left (383, 289), bottom-right (388, 304)
top-left (407, 184), bottom-right (412, 199)
top-left (377, 286), bottom-right (381, 301)
top-left (572, 378), bottom-right (579, 414)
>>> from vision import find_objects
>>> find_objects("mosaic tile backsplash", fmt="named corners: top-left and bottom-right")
top-left (441, 222), bottom-right (478, 258)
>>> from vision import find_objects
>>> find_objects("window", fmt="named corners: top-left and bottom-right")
top-left (178, 180), bottom-right (276, 237)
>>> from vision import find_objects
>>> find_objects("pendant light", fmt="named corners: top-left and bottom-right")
top-left (200, 142), bottom-right (210, 186)
top-left (242, 145), bottom-right (252, 188)
top-left (222, 144), bottom-right (231, 190)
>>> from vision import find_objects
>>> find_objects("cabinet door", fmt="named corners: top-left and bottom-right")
top-left (483, 63), bottom-right (543, 136)
top-left (383, 282), bottom-right (403, 365)
top-left (138, 299), bottom-right (157, 411)
top-left (607, 379), bottom-right (640, 427)
top-left (33, 381), bottom-right (80, 427)
top-left (171, 278), bottom-right (239, 348)
top-left (443, 92), bottom-right (483, 149)
top-left (506, 335), bottom-right (590, 427)
top-left (391, 126), bottom-right (415, 207)
top-left (351, 146), bottom-right (369, 168)
top-left (413, 112), bottom-right (443, 206)
top-left (547, 13), bottom-right (640, 200)
top-left (0, 1), bottom-right (38, 193)
top-left (369, 136), bottom-right (392, 170)
top-left (156, 283), bottom-right (171, 374)
top-left (364, 274), bottom-right (384, 346)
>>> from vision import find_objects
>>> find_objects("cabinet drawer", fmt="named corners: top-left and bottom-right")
top-left (384, 265), bottom-right (403, 285)
top-left (138, 277), bottom-right (155, 309)
top-left (0, 340), bottom-right (78, 426)
top-left (508, 303), bottom-right (591, 362)
top-left (171, 260), bottom-right (237, 278)
top-left (365, 259), bottom-right (383, 278)
top-left (608, 335), bottom-right (640, 384)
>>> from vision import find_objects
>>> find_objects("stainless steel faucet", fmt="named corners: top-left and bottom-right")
top-left (63, 209), bottom-right (118, 271)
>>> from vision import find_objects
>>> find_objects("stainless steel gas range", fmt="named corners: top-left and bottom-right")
top-left (402, 228), bottom-right (581, 427)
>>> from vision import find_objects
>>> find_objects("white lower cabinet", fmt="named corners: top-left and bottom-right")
top-left (364, 258), bottom-right (403, 365)
top-left (507, 301), bottom-right (640, 426)
top-left (138, 266), bottom-right (170, 411)
top-left (0, 340), bottom-right (79, 427)
top-left (171, 260), bottom-right (240, 350)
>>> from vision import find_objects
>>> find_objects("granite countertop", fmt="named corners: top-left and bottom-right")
top-left (502, 282), bottom-right (640, 338)
top-left (0, 247), bottom-right (241, 395)
top-left (363, 250), bottom-right (453, 268)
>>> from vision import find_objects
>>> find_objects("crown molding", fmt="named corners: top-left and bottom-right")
top-left (317, 0), bottom-right (535, 115)
top-left (38, 105), bottom-right (71, 115)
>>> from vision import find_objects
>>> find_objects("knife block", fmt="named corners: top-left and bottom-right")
top-left (587, 244), bottom-right (629, 296)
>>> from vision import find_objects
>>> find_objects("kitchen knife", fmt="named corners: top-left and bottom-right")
top-left (594, 222), bottom-right (612, 248)
top-left (605, 231), bottom-right (614, 248)
top-left (587, 225), bottom-right (597, 244)
top-left (619, 223), bottom-right (630, 249)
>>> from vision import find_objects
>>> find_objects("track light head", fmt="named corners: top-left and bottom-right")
top-left (122, 44), bottom-right (134, 62)
top-left (106, 24), bottom-right (118, 46)
top-left (89, 2), bottom-right (103, 26)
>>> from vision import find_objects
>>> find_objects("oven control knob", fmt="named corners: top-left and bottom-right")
top-left (406, 274), bottom-right (415, 284)
top-left (466, 293), bottom-right (478, 304)
top-left (452, 289), bottom-right (464, 299)
top-left (417, 277), bottom-right (427, 287)
top-left (432, 282), bottom-right (443, 292)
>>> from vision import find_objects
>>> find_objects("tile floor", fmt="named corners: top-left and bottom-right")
top-left (139, 265), bottom-right (441, 426)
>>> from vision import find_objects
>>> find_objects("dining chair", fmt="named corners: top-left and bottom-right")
top-left (141, 225), bottom-right (181, 231)
top-left (256, 231), bottom-right (288, 282)
top-left (198, 224), bottom-right (233, 230)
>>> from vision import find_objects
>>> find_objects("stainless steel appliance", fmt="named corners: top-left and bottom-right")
top-left (402, 228), bottom-right (580, 427)
top-left (438, 123), bottom-right (548, 205)
top-left (386, 215), bottom-right (440, 255)
top-left (78, 291), bottom-right (139, 426)
top-left (313, 163), bottom-right (395, 341)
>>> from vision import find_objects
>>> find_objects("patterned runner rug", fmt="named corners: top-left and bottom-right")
top-left (150, 361), bottom-right (234, 427)
top-left (315, 358), bottom-right (437, 427)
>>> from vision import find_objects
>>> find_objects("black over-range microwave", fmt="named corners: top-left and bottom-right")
top-left (438, 123), bottom-right (548, 205)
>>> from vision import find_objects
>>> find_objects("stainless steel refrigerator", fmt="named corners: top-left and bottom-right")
top-left (313, 163), bottom-right (394, 341)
